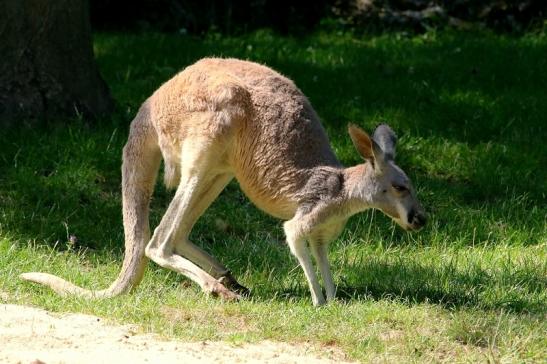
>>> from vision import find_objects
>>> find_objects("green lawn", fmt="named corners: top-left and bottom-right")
top-left (1, 28), bottom-right (546, 362)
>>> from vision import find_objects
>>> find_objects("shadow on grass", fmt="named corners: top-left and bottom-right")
top-left (273, 259), bottom-right (546, 314)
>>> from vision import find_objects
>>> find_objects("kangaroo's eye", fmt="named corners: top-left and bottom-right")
top-left (393, 185), bottom-right (408, 192)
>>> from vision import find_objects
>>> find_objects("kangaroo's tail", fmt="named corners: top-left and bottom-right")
top-left (21, 102), bottom-right (162, 298)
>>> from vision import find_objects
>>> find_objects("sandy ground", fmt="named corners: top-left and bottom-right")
top-left (0, 304), bottom-right (353, 364)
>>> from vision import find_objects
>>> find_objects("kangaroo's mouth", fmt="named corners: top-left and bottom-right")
top-left (408, 222), bottom-right (425, 231)
top-left (394, 215), bottom-right (426, 231)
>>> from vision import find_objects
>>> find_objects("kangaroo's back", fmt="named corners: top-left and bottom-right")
top-left (149, 58), bottom-right (340, 218)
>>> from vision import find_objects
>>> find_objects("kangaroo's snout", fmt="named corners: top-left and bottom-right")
top-left (407, 209), bottom-right (427, 230)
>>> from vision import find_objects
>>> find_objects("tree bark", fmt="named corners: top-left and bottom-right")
top-left (0, 0), bottom-right (113, 124)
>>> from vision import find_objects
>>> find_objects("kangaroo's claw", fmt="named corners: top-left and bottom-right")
top-left (219, 272), bottom-right (251, 297)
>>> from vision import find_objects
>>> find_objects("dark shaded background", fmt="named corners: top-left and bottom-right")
top-left (89, 0), bottom-right (328, 34)
top-left (89, 0), bottom-right (546, 34)
top-left (2, 0), bottom-right (545, 124)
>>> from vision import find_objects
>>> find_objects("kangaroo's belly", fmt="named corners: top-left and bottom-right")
top-left (237, 179), bottom-right (298, 220)
top-left (231, 149), bottom-right (300, 220)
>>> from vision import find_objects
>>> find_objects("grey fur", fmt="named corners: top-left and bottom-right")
top-left (373, 124), bottom-right (398, 160)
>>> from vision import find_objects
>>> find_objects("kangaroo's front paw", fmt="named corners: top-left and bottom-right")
top-left (219, 272), bottom-right (251, 297)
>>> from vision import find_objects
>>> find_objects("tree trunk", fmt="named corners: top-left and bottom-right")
top-left (0, 0), bottom-right (113, 124)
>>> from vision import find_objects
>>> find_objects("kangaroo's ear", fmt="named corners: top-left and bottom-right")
top-left (373, 124), bottom-right (397, 160)
top-left (348, 124), bottom-right (383, 167)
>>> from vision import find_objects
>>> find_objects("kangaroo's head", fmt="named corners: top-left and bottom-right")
top-left (347, 124), bottom-right (426, 231)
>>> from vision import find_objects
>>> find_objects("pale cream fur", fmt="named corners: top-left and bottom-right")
top-left (21, 58), bottom-right (426, 306)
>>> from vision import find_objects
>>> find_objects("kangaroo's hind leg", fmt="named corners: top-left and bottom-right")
top-left (171, 172), bottom-right (250, 295)
top-left (145, 136), bottom-right (241, 299)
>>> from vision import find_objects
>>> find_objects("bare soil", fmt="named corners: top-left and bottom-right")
top-left (0, 304), bottom-right (352, 364)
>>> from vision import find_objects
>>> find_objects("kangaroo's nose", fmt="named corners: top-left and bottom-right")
top-left (414, 212), bottom-right (427, 227)
top-left (408, 210), bottom-right (427, 229)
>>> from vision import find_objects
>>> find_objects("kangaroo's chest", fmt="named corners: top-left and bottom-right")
top-left (308, 217), bottom-right (348, 244)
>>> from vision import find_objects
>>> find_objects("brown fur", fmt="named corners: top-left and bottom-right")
top-left (21, 58), bottom-right (426, 305)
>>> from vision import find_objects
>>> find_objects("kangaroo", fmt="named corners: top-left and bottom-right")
top-left (21, 58), bottom-right (426, 306)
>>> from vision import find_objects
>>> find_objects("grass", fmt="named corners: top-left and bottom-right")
top-left (1, 28), bottom-right (546, 362)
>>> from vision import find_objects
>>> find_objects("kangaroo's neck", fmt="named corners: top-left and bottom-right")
top-left (341, 163), bottom-right (376, 214)
top-left (294, 163), bottom-right (375, 220)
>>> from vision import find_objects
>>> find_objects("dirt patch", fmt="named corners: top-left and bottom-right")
top-left (0, 304), bottom-right (353, 364)
top-left (0, 291), bottom-right (10, 302)
top-left (160, 305), bottom-right (258, 335)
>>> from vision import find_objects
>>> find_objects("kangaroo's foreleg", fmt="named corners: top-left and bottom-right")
top-left (310, 241), bottom-right (336, 302)
top-left (284, 219), bottom-right (325, 306)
